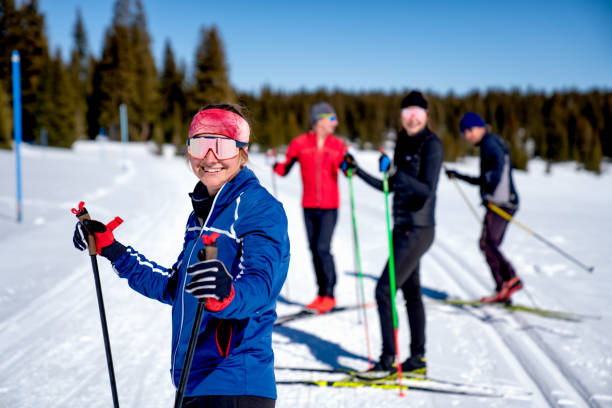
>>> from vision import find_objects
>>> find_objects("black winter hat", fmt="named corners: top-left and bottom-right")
top-left (400, 91), bottom-right (428, 110)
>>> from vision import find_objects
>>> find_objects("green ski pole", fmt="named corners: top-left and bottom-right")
top-left (347, 168), bottom-right (373, 368)
top-left (382, 169), bottom-right (405, 397)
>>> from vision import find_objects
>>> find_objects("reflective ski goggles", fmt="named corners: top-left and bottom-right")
top-left (401, 107), bottom-right (427, 120)
top-left (316, 113), bottom-right (337, 122)
top-left (186, 135), bottom-right (248, 160)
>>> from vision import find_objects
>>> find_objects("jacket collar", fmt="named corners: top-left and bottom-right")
top-left (307, 131), bottom-right (333, 144)
top-left (476, 132), bottom-right (491, 147)
top-left (189, 167), bottom-right (259, 223)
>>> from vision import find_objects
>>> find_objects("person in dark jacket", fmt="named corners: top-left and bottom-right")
top-left (342, 91), bottom-right (443, 375)
top-left (445, 112), bottom-right (522, 303)
top-left (73, 104), bottom-right (289, 408)
top-left (273, 102), bottom-right (346, 313)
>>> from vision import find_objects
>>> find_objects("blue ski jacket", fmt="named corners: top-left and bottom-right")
top-left (110, 167), bottom-right (290, 399)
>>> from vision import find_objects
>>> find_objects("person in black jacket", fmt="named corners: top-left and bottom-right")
top-left (342, 91), bottom-right (443, 375)
top-left (445, 112), bottom-right (522, 303)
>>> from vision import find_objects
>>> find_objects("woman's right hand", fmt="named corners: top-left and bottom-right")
top-left (73, 217), bottom-right (124, 257)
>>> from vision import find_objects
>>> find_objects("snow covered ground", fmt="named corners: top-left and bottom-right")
top-left (0, 141), bottom-right (610, 407)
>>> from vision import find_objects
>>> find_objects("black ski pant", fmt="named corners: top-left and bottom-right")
top-left (376, 225), bottom-right (434, 359)
top-left (303, 208), bottom-right (338, 297)
top-left (182, 394), bottom-right (275, 408)
top-left (479, 206), bottom-right (517, 292)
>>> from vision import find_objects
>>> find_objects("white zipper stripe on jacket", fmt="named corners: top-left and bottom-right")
top-left (201, 191), bottom-right (243, 242)
top-left (201, 226), bottom-right (237, 241)
top-left (171, 182), bottom-right (225, 383)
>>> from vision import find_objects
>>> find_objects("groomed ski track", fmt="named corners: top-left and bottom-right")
top-left (427, 238), bottom-right (596, 407)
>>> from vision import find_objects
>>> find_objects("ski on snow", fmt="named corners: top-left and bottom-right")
top-left (276, 365), bottom-right (481, 388)
top-left (275, 366), bottom-right (531, 398)
top-left (435, 298), bottom-right (594, 321)
top-left (276, 378), bottom-right (501, 397)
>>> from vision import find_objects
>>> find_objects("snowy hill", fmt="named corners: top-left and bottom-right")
top-left (0, 141), bottom-right (610, 407)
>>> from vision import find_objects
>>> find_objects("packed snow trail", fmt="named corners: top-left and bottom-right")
top-left (0, 143), bottom-right (611, 407)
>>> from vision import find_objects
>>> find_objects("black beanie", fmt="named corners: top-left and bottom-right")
top-left (400, 91), bottom-right (428, 110)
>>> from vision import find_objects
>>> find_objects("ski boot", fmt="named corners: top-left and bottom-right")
top-left (498, 276), bottom-right (523, 300)
top-left (368, 354), bottom-right (395, 373)
top-left (306, 296), bottom-right (323, 310)
top-left (401, 354), bottom-right (427, 376)
top-left (315, 296), bottom-right (336, 313)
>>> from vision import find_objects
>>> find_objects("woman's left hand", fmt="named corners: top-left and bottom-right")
top-left (186, 259), bottom-right (233, 301)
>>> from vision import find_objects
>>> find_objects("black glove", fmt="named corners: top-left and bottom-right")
top-left (186, 259), bottom-right (233, 301)
top-left (73, 218), bottom-right (126, 261)
top-left (73, 221), bottom-right (89, 251)
top-left (445, 169), bottom-right (458, 179)
top-left (273, 162), bottom-right (283, 174)
top-left (341, 153), bottom-right (358, 175)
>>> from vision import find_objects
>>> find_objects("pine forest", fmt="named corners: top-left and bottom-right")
top-left (0, 0), bottom-right (610, 173)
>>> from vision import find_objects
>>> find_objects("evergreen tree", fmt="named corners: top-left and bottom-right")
top-left (522, 92), bottom-right (546, 158)
top-left (542, 94), bottom-right (569, 167)
top-left (35, 49), bottom-right (76, 147)
top-left (68, 7), bottom-right (90, 139)
top-left (159, 40), bottom-right (185, 145)
top-left (130, 0), bottom-right (159, 141)
top-left (575, 116), bottom-right (602, 173)
top-left (95, 0), bottom-right (136, 140)
top-left (192, 25), bottom-right (234, 112)
top-left (0, 0), bottom-right (20, 92)
top-left (0, 0), bottom-right (49, 142)
top-left (602, 93), bottom-right (612, 157)
top-left (0, 80), bottom-right (11, 149)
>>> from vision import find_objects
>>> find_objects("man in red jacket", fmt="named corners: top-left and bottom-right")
top-left (273, 102), bottom-right (346, 313)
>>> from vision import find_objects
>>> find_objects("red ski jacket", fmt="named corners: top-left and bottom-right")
top-left (274, 132), bottom-right (346, 209)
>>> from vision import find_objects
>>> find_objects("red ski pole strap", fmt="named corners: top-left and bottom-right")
top-left (202, 232), bottom-right (221, 246)
top-left (71, 201), bottom-right (87, 217)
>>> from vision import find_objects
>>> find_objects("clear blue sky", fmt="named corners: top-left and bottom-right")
top-left (39, 0), bottom-right (612, 95)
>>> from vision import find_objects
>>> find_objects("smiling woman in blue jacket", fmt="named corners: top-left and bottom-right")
top-left (73, 104), bottom-right (290, 408)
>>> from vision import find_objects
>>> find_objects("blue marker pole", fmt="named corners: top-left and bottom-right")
top-left (119, 103), bottom-right (128, 166)
top-left (12, 51), bottom-right (23, 223)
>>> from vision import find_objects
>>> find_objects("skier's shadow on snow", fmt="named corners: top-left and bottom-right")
top-left (274, 325), bottom-right (369, 369)
top-left (343, 272), bottom-right (451, 301)
top-left (344, 271), bottom-right (378, 281)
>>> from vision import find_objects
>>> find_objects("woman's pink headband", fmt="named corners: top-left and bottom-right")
top-left (188, 108), bottom-right (250, 144)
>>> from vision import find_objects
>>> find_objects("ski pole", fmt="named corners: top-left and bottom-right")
top-left (347, 168), bottom-right (373, 368)
top-left (71, 202), bottom-right (120, 408)
top-left (265, 148), bottom-right (278, 198)
top-left (382, 169), bottom-right (404, 397)
top-left (443, 165), bottom-right (481, 223)
top-left (266, 148), bottom-right (288, 299)
top-left (174, 234), bottom-right (219, 408)
top-left (487, 203), bottom-right (594, 273)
